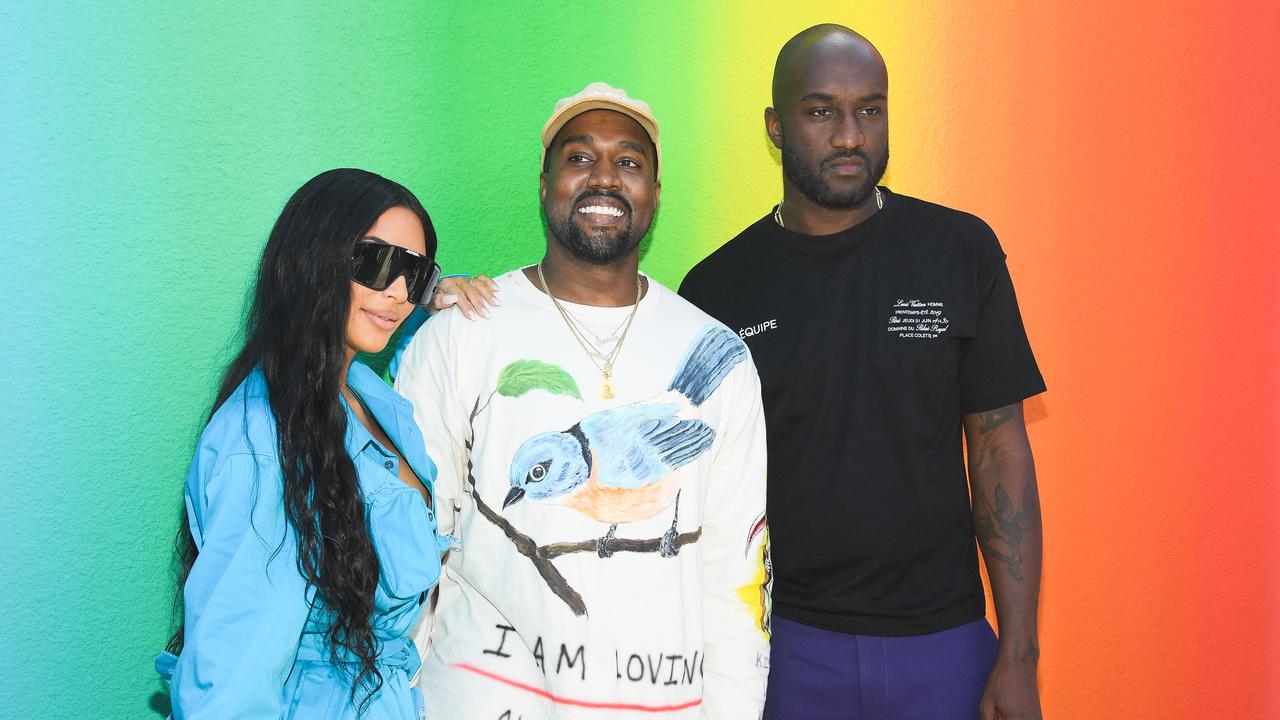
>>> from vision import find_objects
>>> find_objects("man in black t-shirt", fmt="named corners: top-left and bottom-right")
top-left (679, 24), bottom-right (1046, 720)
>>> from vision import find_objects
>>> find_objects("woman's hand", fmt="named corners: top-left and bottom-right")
top-left (430, 275), bottom-right (499, 319)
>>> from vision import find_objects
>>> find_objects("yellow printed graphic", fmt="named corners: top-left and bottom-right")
top-left (737, 525), bottom-right (772, 640)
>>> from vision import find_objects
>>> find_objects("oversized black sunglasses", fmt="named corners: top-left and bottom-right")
top-left (351, 239), bottom-right (441, 306)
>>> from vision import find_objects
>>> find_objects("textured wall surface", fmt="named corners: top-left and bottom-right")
top-left (2, 2), bottom-right (1278, 718)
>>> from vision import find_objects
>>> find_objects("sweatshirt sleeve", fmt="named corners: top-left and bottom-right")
top-left (170, 453), bottom-right (312, 719)
top-left (699, 355), bottom-right (771, 719)
top-left (394, 308), bottom-right (470, 541)
top-left (394, 309), bottom-right (473, 661)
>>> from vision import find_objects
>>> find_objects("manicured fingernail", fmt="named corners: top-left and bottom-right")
top-left (479, 308), bottom-right (491, 319)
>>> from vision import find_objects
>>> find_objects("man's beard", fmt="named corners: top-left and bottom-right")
top-left (546, 190), bottom-right (644, 265)
top-left (781, 142), bottom-right (889, 208)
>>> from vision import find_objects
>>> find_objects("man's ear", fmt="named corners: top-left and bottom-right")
top-left (654, 182), bottom-right (661, 205)
top-left (765, 107), bottom-right (783, 150)
top-left (540, 173), bottom-right (547, 203)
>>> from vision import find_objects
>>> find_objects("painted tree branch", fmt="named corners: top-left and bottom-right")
top-left (466, 448), bottom-right (588, 616)
top-left (467, 398), bottom-right (587, 615)
top-left (539, 529), bottom-right (702, 561)
top-left (465, 398), bottom-right (703, 617)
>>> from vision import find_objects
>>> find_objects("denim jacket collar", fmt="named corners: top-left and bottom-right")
top-left (341, 360), bottom-right (437, 490)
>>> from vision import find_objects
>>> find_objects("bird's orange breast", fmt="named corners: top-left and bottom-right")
top-left (560, 450), bottom-right (684, 524)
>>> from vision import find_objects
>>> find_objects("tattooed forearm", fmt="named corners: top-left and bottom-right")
top-left (978, 407), bottom-right (1016, 434)
top-left (972, 407), bottom-right (1016, 467)
top-left (973, 478), bottom-right (1040, 581)
top-left (1022, 636), bottom-right (1041, 663)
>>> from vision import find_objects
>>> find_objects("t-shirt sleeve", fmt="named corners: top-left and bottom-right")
top-left (958, 233), bottom-right (1046, 413)
top-left (677, 261), bottom-right (709, 309)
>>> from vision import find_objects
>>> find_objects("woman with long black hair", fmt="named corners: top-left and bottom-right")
top-left (157, 168), bottom-right (451, 718)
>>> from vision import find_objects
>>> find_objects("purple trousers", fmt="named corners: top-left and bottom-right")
top-left (764, 616), bottom-right (998, 720)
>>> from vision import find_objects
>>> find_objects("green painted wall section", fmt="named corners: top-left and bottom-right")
top-left (1, 3), bottom-right (731, 717)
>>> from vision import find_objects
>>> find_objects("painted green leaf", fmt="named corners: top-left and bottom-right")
top-left (496, 359), bottom-right (582, 400)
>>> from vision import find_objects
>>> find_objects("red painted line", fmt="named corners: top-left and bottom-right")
top-left (452, 662), bottom-right (703, 713)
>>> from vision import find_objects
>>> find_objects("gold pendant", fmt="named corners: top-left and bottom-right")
top-left (601, 363), bottom-right (615, 400)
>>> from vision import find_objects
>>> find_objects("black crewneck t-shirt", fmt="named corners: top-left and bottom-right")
top-left (679, 189), bottom-right (1045, 636)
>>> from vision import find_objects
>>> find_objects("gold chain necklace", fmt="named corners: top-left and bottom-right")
top-left (774, 187), bottom-right (883, 227)
top-left (537, 262), bottom-right (642, 400)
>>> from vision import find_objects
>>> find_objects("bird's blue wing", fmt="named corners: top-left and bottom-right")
top-left (633, 417), bottom-right (715, 471)
top-left (581, 403), bottom-right (714, 489)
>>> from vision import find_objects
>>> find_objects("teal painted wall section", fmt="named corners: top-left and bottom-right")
top-left (2, 3), bottom-right (724, 718)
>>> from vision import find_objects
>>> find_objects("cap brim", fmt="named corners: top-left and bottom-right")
top-left (541, 99), bottom-right (661, 178)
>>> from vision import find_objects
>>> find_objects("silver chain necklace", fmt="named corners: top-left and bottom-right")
top-left (774, 187), bottom-right (883, 228)
top-left (558, 308), bottom-right (632, 353)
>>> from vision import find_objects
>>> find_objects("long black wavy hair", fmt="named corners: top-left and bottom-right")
top-left (170, 168), bottom-right (437, 711)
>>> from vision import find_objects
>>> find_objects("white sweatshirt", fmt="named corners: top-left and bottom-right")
top-left (396, 269), bottom-right (769, 719)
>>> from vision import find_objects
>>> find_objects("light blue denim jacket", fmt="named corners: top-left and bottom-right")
top-left (157, 361), bottom-right (448, 719)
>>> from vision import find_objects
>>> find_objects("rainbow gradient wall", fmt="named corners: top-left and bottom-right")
top-left (3, 3), bottom-right (1277, 717)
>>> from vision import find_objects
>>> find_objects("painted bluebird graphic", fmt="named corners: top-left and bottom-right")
top-left (504, 324), bottom-right (747, 557)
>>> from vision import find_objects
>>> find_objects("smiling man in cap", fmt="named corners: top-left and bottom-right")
top-left (395, 82), bottom-right (770, 719)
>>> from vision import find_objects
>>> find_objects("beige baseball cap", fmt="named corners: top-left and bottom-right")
top-left (541, 82), bottom-right (661, 179)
